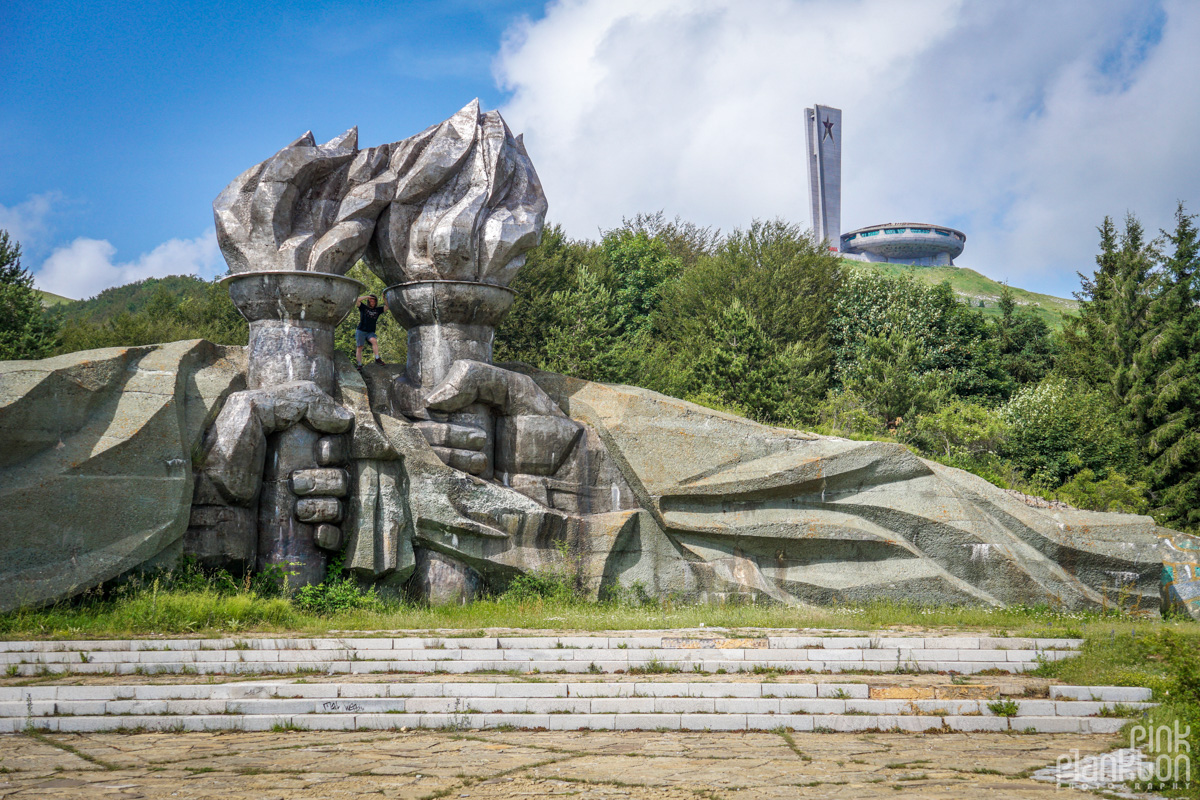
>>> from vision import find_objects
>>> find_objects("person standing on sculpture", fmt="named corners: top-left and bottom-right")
top-left (355, 294), bottom-right (387, 368)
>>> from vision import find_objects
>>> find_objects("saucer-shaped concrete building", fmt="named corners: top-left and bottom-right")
top-left (841, 222), bottom-right (966, 266)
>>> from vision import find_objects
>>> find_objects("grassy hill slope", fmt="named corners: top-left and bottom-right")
top-left (52, 275), bottom-right (212, 322)
top-left (848, 260), bottom-right (1078, 329)
top-left (36, 289), bottom-right (74, 307)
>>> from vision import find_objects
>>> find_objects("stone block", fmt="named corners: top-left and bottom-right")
top-left (386, 685), bottom-right (443, 698)
top-left (292, 714), bottom-right (356, 730)
top-left (654, 698), bottom-right (712, 713)
top-left (891, 716), bottom-right (945, 732)
top-left (592, 698), bottom-right (655, 714)
top-left (556, 637), bottom-right (606, 649)
top-left (767, 637), bottom-right (825, 648)
top-left (945, 716), bottom-right (1008, 732)
top-left (761, 684), bottom-right (817, 698)
top-left (607, 637), bottom-right (662, 649)
top-left (689, 684), bottom-right (761, 698)
top-left (568, 683), bottom-right (632, 697)
top-left (228, 699), bottom-right (315, 715)
top-left (615, 713), bottom-right (680, 730)
top-left (821, 638), bottom-right (871, 649)
top-left (1086, 718), bottom-right (1131, 734)
top-left (846, 700), bottom-right (909, 714)
top-left (404, 698), bottom-right (459, 713)
top-left (1049, 686), bottom-right (1152, 702)
top-left (633, 683), bottom-right (689, 697)
top-left (681, 714), bottom-right (745, 731)
top-left (823, 715), bottom-right (894, 732)
top-left (929, 638), bottom-right (981, 650)
top-left (979, 637), bottom-right (1034, 649)
top-left (714, 698), bottom-right (778, 714)
top-left (495, 684), bottom-right (566, 697)
top-left (746, 714), bottom-right (815, 731)
top-left (442, 684), bottom-right (498, 697)
top-left (1054, 701), bottom-right (1108, 716)
top-left (527, 698), bottom-right (590, 714)
top-left (353, 713), bottom-right (421, 730)
top-left (1012, 716), bottom-right (1081, 733)
top-left (779, 699), bottom-right (846, 714)
top-left (549, 714), bottom-right (616, 730)
top-left (817, 684), bottom-right (868, 699)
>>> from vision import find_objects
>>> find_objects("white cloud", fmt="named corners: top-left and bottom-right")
top-left (0, 192), bottom-right (62, 251)
top-left (496, 0), bottom-right (1200, 296)
top-left (34, 229), bottom-right (223, 300)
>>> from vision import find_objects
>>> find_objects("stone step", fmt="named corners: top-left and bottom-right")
top-left (1050, 685), bottom-right (1152, 702)
top-left (0, 695), bottom-right (1155, 718)
top-left (0, 681), bottom-right (1155, 721)
top-left (0, 712), bottom-right (1135, 735)
top-left (0, 634), bottom-right (1085, 653)
top-left (0, 634), bottom-right (1079, 677)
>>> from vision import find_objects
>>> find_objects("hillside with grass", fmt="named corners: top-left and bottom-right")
top-left (36, 289), bottom-right (74, 307)
top-left (52, 274), bottom-right (211, 321)
top-left (848, 260), bottom-right (1078, 329)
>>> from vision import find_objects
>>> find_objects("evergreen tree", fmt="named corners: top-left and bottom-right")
top-left (994, 285), bottom-right (1055, 386)
top-left (0, 230), bottom-right (58, 360)
top-left (1107, 214), bottom-right (1157, 431)
top-left (1060, 216), bottom-right (1122, 386)
top-left (1138, 203), bottom-right (1200, 529)
top-left (689, 297), bottom-right (824, 423)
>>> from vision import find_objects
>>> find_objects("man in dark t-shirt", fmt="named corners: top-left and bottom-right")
top-left (355, 294), bottom-right (387, 368)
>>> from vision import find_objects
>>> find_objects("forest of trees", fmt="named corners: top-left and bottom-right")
top-left (2, 204), bottom-right (1197, 532)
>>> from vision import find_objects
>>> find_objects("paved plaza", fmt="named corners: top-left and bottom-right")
top-left (0, 727), bottom-right (1120, 799)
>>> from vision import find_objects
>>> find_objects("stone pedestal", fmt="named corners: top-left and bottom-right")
top-left (224, 270), bottom-right (363, 586)
top-left (385, 280), bottom-right (515, 480)
top-left (385, 280), bottom-right (515, 599)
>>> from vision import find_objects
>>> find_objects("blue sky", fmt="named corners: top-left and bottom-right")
top-left (1, 0), bottom-right (543, 291)
top-left (3, 0), bottom-right (1199, 299)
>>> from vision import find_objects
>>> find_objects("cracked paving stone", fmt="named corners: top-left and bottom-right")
top-left (0, 729), bottom-right (1134, 799)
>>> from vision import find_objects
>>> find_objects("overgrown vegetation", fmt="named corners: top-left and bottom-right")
top-left (2, 551), bottom-right (1196, 640)
top-left (1034, 628), bottom-right (1200, 798)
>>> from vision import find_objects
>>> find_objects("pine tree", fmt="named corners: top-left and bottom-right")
top-left (0, 230), bottom-right (58, 360)
top-left (1138, 203), bottom-right (1200, 530)
top-left (1107, 214), bottom-right (1156, 428)
top-left (1060, 216), bottom-right (1121, 386)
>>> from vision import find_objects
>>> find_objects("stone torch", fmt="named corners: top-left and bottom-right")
top-left (366, 101), bottom-right (548, 479)
top-left (212, 127), bottom-right (396, 586)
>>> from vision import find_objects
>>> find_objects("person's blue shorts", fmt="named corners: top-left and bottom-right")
top-left (355, 329), bottom-right (376, 347)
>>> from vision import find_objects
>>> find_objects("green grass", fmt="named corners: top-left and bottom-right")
top-left (1033, 629), bottom-right (1200, 799)
top-left (848, 260), bottom-right (1078, 329)
top-left (36, 289), bottom-right (74, 307)
top-left (2, 585), bottom-right (1196, 641)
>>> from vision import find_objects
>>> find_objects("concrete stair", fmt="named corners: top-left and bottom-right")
top-left (0, 635), bottom-right (1154, 735)
top-left (0, 680), bottom-right (1152, 735)
top-left (0, 633), bottom-right (1084, 677)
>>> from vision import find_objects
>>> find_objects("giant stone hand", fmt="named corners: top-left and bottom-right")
top-left (395, 360), bottom-right (583, 478)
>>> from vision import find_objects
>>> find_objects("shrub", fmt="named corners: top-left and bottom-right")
top-left (498, 571), bottom-right (574, 603)
top-left (1054, 469), bottom-right (1150, 514)
top-left (291, 557), bottom-right (384, 616)
top-left (1000, 377), bottom-right (1138, 486)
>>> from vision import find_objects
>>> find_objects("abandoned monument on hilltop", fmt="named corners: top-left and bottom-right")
top-left (1, 102), bottom-right (1196, 617)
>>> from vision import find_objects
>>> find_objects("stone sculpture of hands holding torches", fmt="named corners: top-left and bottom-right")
top-left (204, 127), bottom-right (400, 584)
top-left (200, 101), bottom-right (580, 587)
top-left (364, 100), bottom-right (582, 482)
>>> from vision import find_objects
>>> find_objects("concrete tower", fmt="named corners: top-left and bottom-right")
top-left (805, 104), bottom-right (842, 251)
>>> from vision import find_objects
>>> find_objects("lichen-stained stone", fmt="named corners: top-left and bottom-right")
top-left (1160, 530), bottom-right (1200, 620)
top-left (528, 370), bottom-right (1164, 611)
top-left (0, 340), bottom-right (245, 612)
